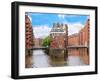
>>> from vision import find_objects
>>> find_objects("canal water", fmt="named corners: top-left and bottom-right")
top-left (32, 49), bottom-right (85, 68)
top-left (32, 50), bottom-right (51, 67)
top-left (67, 56), bottom-right (85, 66)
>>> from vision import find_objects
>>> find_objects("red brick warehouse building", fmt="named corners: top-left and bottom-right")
top-left (68, 33), bottom-right (79, 56)
top-left (49, 23), bottom-right (68, 66)
top-left (68, 19), bottom-right (90, 65)
top-left (25, 15), bottom-right (34, 68)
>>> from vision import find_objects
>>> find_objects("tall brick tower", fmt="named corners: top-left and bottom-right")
top-left (25, 15), bottom-right (34, 68)
top-left (49, 23), bottom-right (68, 66)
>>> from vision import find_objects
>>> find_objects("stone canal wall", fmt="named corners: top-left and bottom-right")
top-left (49, 48), bottom-right (66, 66)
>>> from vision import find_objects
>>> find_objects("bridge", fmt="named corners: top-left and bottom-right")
top-left (26, 46), bottom-right (67, 50)
top-left (33, 46), bottom-right (49, 50)
top-left (26, 46), bottom-right (49, 50)
top-left (67, 45), bottom-right (89, 48)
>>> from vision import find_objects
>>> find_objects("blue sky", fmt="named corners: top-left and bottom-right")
top-left (26, 12), bottom-right (89, 38)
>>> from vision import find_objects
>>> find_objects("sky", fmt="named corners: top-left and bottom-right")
top-left (26, 12), bottom-right (89, 38)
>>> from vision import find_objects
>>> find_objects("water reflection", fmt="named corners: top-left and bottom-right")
top-left (33, 50), bottom-right (51, 67)
top-left (67, 56), bottom-right (85, 66)
top-left (49, 48), bottom-right (67, 66)
top-left (32, 49), bottom-right (85, 68)
top-left (33, 49), bottom-right (67, 68)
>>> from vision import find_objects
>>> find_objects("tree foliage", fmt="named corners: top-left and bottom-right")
top-left (42, 36), bottom-right (51, 47)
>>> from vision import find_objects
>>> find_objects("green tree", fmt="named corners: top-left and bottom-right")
top-left (42, 36), bottom-right (51, 47)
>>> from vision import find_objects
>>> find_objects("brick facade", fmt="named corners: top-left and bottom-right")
top-left (49, 23), bottom-right (68, 66)
top-left (79, 19), bottom-right (89, 64)
top-left (25, 15), bottom-right (34, 68)
top-left (68, 19), bottom-right (90, 64)
top-left (68, 33), bottom-right (80, 56)
top-left (25, 15), bottom-right (34, 50)
top-left (50, 23), bottom-right (68, 48)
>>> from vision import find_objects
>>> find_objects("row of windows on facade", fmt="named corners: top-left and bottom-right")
top-left (25, 15), bottom-right (34, 49)
top-left (68, 19), bottom-right (89, 46)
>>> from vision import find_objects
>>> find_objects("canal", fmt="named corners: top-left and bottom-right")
top-left (32, 50), bottom-right (51, 67)
top-left (32, 49), bottom-right (85, 68)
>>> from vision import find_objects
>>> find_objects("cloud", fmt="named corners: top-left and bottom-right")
top-left (58, 14), bottom-right (65, 19)
top-left (26, 12), bottom-right (43, 22)
top-left (33, 23), bottom-right (84, 38)
top-left (25, 12), bottom-right (32, 22)
top-left (27, 15), bottom-right (32, 22)
top-left (67, 22), bottom-right (84, 35)
top-left (33, 25), bottom-right (51, 38)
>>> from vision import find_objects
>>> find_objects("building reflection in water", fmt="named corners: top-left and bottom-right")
top-left (33, 49), bottom-right (67, 68)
